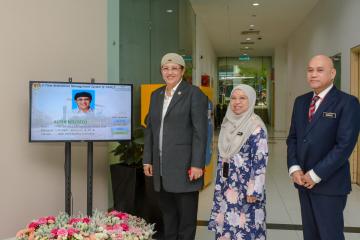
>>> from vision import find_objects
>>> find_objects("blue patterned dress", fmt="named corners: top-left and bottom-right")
top-left (208, 127), bottom-right (268, 240)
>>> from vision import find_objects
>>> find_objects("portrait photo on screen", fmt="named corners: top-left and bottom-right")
top-left (29, 81), bottom-right (132, 142)
top-left (72, 90), bottom-right (95, 113)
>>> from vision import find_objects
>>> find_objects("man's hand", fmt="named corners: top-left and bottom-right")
top-left (302, 172), bottom-right (316, 189)
top-left (143, 164), bottom-right (153, 176)
top-left (188, 167), bottom-right (203, 181)
top-left (291, 170), bottom-right (305, 186)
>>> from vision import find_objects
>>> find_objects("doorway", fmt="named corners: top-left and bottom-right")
top-left (350, 46), bottom-right (360, 185)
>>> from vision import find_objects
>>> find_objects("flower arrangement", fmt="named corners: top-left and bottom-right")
top-left (16, 210), bottom-right (155, 240)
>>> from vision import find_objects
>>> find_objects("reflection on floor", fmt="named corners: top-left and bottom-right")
top-left (196, 130), bottom-right (360, 240)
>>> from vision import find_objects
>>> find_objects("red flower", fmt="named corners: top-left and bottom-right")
top-left (37, 217), bottom-right (47, 225)
top-left (46, 216), bottom-right (56, 223)
top-left (82, 217), bottom-right (91, 224)
top-left (108, 211), bottom-right (129, 220)
top-left (51, 228), bottom-right (59, 237)
top-left (67, 228), bottom-right (79, 236)
top-left (120, 223), bottom-right (129, 231)
top-left (69, 218), bottom-right (81, 224)
top-left (28, 222), bottom-right (39, 229)
top-left (69, 217), bottom-right (91, 224)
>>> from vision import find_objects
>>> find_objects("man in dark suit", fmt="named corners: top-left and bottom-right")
top-left (143, 53), bottom-right (208, 240)
top-left (287, 54), bottom-right (360, 240)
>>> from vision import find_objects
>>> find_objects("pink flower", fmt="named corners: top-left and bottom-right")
top-left (112, 224), bottom-right (122, 230)
top-left (83, 217), bottom-right (91, 224)
top-left (215, 213), bottom-right (224, 225)
top-left (37, 217), bottom-right (48, 225)
top-left (225, 188), bottom-right (239, 204)
top-left (28, 222), bottom-right (39, 229)
top-left (28, 216), bottom-right (54, 229)
top-left (57, 228), bottom-right (68, 237)
top-left (247, 180), bottom-right (255, 196)
top-left (51, 228), bottom-right (59, 237)
top-left (108, 210), bottom-right (129, 220)
top-left (121, 223), bottom-right (129, 231)
top-left (129, 227), bottom-right (143, 235)
top-left (69, 217), bottom-right (90, 224)
top-left (69, 218), bottom-right (81, 224)
top-left (239, 213), bottom-right (246, 228)
top-left (67, 228), bottom-right (79, 236)
top-left (46, 216), bottom-right (56, 224)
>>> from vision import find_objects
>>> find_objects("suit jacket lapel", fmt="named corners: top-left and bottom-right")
top-left (155, 86), bottom-right (166, 122)
top-left (304, 87), bottom-right (338, 136)
top-left (165, 80), bottom-right (189, 118)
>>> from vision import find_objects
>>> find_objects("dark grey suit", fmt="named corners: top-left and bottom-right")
top-left (143, 80), bottom-right (208, 192)
top-left (143, 80), bottom-right (208, 239)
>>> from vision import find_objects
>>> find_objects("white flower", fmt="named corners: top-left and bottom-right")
top-left (227, 211), bottom-right (241, 227)
top-left (255, 209), bottom-right (265, 224)
top-left (254, 174), bottom-right (265, 195)
top-left (257, 138), bottom-right (268, 155)
top-left (233, 155), bottom-right (244, 167)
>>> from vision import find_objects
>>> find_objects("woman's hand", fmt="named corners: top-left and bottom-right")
top-left (143, 164), bottom-right (153, 176)
top-left (188, 167), bottom-right (203, 181)
top-left (246, 195), bottom-right (257, 203)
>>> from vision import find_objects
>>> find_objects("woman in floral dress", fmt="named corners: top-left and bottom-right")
top-left (208, 84), bottom-right (268, 240)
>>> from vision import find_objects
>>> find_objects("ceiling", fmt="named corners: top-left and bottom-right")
top-left (190, 0), bottom-right (319, 57)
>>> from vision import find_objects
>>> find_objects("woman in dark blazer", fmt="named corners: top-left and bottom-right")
top-left (143, 53), bottom-right (208, 240)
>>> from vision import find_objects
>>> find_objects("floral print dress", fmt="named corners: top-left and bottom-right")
top-left (208, 127), bottom-right (268, 240)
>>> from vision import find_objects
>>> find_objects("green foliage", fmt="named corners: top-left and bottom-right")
top-left (111, 128), bottom-right (144, 168)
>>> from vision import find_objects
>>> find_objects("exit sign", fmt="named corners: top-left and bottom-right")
top-left (239, 55), bottom-right (250, 61)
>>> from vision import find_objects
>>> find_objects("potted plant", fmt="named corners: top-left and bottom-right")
top-left (110, 127), bottom-right (144, 214)
top-left (16, 210), bottom-right (155, 240)
top-left (109, 127), bottom-right (163, 238)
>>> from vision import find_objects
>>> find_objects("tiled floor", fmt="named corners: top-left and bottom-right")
top-left (195, 130), bottom-right (360, 240)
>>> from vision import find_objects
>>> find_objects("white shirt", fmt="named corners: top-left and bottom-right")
top-left (289, 84), bottom-right (334, 183)
top-left (159, 80), bottom-right (181, 152)
top-left (158, 80), bottom-right (182, 175)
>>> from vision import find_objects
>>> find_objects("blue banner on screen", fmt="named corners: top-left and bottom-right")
top-left (29, 81), bottom-right (132, 142)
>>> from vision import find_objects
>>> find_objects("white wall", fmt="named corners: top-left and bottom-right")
top-left (285, 0), bottom-right (360, 123)
top-left (194, 16), bottom-right (218, 102)
top-left (0, 1), bottom-right (107, 238)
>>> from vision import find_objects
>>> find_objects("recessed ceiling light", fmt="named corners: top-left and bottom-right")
top-left (246, 37), bottom-right (251, 41)
top-left (166, 9), bottom-right (173, 13)
top-left (250, 24), bottom-right (255, 28)
top-left (252, 3), bottom-right (260, 6)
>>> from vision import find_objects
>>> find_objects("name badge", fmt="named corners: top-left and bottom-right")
top-left (323, 112), bottom-right (336, 118)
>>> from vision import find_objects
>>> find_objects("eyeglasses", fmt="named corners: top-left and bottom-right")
top-left (161, 67), bottom-right (182, 72)
top-left (76, 97), bottom-right (90, 102)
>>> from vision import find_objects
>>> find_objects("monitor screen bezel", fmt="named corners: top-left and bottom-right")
top-left (29, 80), bottom-right (133, 143)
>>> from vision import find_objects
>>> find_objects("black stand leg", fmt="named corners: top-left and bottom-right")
top-left (65, 142), bottom-right (71, 215)
top-left (87, 142), bottom-right (93, 216)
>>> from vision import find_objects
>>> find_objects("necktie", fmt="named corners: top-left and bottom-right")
top-left (308, 95), bottom-right (320, 122)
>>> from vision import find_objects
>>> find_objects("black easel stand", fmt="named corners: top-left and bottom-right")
top-left (87, 142), bottom-right (93, 216)
top-left (65, 142), bottom-right (71, 215)
top-left (63, 77), bottom-right (95, 216)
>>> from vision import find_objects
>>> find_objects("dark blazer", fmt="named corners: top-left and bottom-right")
top-left (287, 86), bottom-right (360, 195)
top-left (143, 81), bottom-right (208, 193)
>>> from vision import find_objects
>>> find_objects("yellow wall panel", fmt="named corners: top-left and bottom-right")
top-left (140, 84), bottom-right (165, 127)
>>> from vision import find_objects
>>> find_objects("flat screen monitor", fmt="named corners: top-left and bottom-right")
top-left (29, 81), bottom-right (132, 142)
